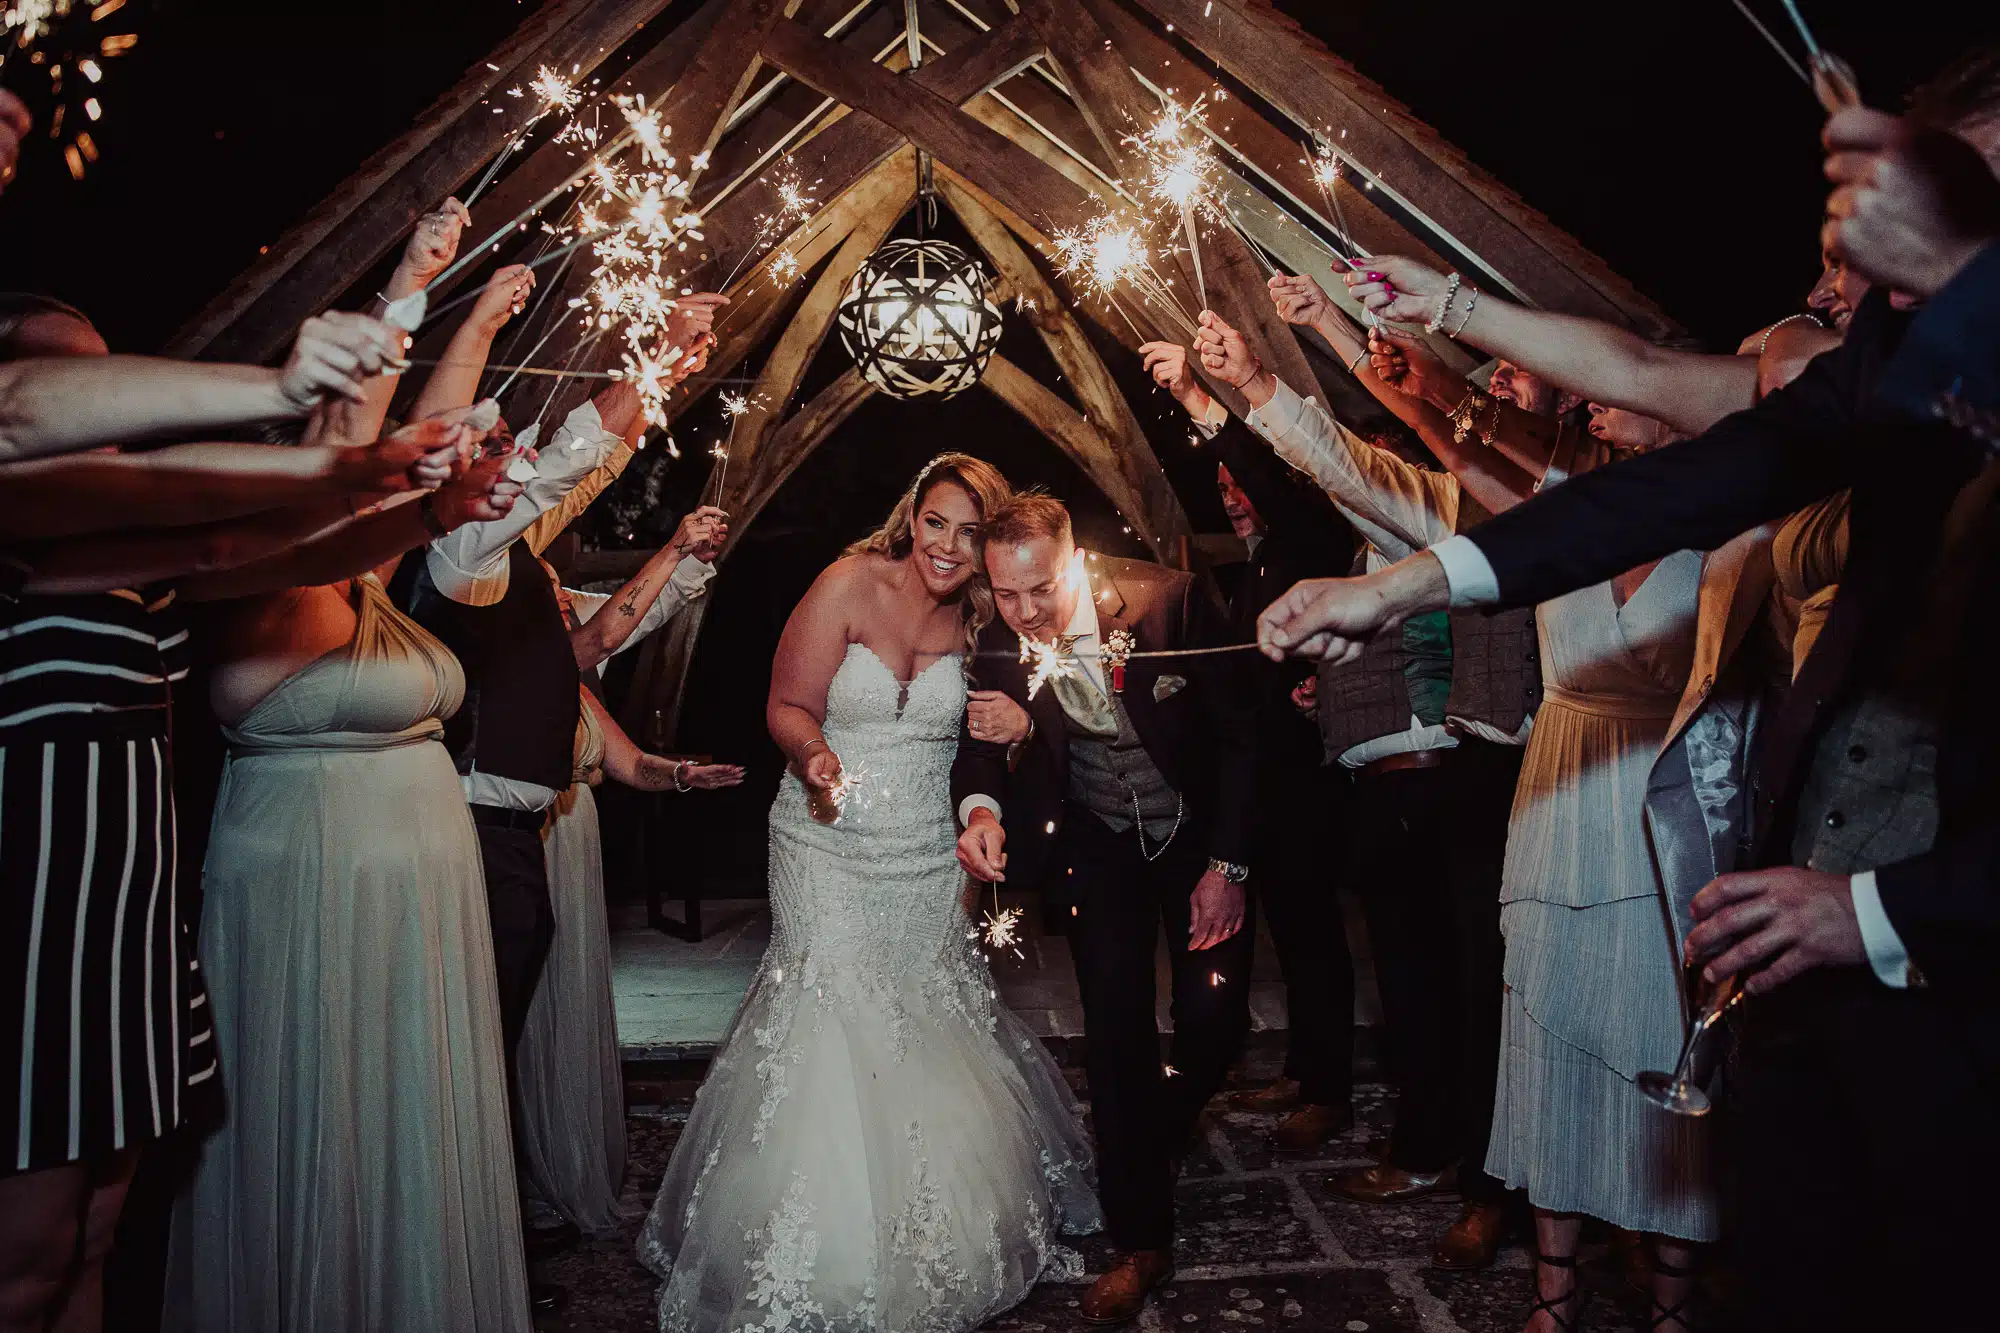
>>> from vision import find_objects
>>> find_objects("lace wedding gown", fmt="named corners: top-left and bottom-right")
top-left (639, 643), bottom-right (1101, 1332)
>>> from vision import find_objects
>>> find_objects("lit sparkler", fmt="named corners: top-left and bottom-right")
top-left (705, 388), bottom-right (761, 506)
top-left (1303, 135), bottom-right (1366, 264)
top-left (1018, 634), bottom-right (1081, 702)
top-left (1050, 214), bottom-right (1198, 342)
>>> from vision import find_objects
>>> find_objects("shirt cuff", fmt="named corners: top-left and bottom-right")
top-left (1849, 869), bottom-right (1913, 989)
top-left (1193, 397), bottom-right (1228, 438)
top-left (958, 794), bottom-right (1001, 827)
top-left (1243, 375), bottom-right (1309, 439)
top-left (1429, 534), bottom-right (1502, 608)
top-left (670, 555), bottom-right (716, 601)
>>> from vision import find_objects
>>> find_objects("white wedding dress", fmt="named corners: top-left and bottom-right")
top-left (639, 643), bottom-right (1102, 1332)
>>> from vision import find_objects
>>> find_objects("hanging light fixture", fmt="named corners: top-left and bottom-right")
top-left (835, 14), bottom-right (1001, 402)
top-left (836, 237), bottom-right (1003, 400)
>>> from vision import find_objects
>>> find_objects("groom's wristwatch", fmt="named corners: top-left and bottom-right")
top-left (1207, 857), bottom-right (1250, 885)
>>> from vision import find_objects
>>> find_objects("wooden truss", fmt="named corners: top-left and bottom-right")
top-left (169, 0), bottom-right (1678, 741)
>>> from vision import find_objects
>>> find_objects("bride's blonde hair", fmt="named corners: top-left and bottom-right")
top-left (845, 452), bottom-right (1012, 659)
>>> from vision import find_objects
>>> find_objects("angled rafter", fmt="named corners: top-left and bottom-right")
top-left (757, 16), bottom-right (1098, 243)
top-left (1016, 0), bottom-right (1321, 421)
top-left (934, 167), bottom-right (1189, 554)
top-left (168, 0), bottom-right (685, 363)
top-left (1127, 0), bottom-right (1675, 332)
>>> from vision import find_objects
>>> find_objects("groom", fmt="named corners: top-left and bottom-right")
top-left (953, 493), bottom-right (1257, 1324)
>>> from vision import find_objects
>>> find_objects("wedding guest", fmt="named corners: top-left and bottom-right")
top-left (511, 543), bottom-right (735, 1238)
top-left (1182, 312), bottom-right (1536, 1273)
top-left (560, 507), bottom-right (727, 672)
top-left (517, 670), bottom-right (743, 1237)
top-left (1262, 61), bottom-right (2000, 1329)
top-left (165, 444), bottom-right (535, 1333)
top-left (1142, 340), bottom-right (1361, 1149)
top-left (0, 299), bottom-right (432, 1333)
top-left (1238, 295), bottom-right (1717, 1327)
top-left (396, 297), bottom-right (717, 1274)
top-left (0, 89), bottom-right (26, 197)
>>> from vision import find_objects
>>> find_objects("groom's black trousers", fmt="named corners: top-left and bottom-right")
top-left (1057, 803), bottom-right (1255, 1251)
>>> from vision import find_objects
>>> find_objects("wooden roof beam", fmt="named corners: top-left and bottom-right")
top-left (1126, 0), bottom-right (1673, 332)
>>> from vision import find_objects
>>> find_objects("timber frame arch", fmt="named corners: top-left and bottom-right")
top-left (168, 0), bottom-right (1675, 742)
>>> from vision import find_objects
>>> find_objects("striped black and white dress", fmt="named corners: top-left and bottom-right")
top-left (0, 588), bottom-right (218, 1173)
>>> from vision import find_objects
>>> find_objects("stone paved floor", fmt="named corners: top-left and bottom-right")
top-left (538, 1050), bottom-right (1706, 1333)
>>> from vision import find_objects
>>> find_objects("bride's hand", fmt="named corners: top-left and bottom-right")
top-left (801, 748), bottom-right (842, 790)
top-left (966, 690), bottom-right (1030, 745)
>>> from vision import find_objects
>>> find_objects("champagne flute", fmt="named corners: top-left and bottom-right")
top-left (1637, 972), bottom-right (1747, 1117)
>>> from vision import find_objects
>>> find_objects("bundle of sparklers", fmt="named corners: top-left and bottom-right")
top-left (409, 62), bottom-right (823, 453)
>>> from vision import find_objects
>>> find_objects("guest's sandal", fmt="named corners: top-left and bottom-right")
top-left (1528, 1250), bottom-right (1583, 1332)
top-left (1648, 1255), bottom-right (1696, 1332)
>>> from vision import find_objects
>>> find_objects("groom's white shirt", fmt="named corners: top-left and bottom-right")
top-left (956, 550), bottom-right (1102, 829)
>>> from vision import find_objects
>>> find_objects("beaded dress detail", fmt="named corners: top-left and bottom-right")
top-left (640, 643), bottom-right (1100, 1332)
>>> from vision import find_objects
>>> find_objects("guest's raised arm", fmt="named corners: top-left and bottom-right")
top-left (409, 264), bottom-right (535, 421)
top-left (0, 311), bottom-right (407, 462)
top-left (1342, 255), bottom-right (1757, 436)
top-left (566, 506), bottom-right (726, 670)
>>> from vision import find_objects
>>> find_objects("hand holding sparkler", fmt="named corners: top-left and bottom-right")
top-left (1193, 311), bottom-right (1274, 403)
top-left (1367, 327), bottom-right (1461, 413)
top-left (0, 90), bottom-right (28, 193)
top-left (1341, 255), bottom-right (1448, 326)
top-left (955, 807), bottom-right (1008, 883)
top-left (670, 505), bottom-right (730, 562)
top-left (1821, 107), bottom-right (2000, 300)
top-left (469, 264), bottom-right (537, 335)
top-left (398, 198), bottom-right (472, 288)
top-left (432, 449), bottom-right (527, 527)
top-left (278, 313), bottom-right (412, 410)
top-left (1267, 273), bottom-right (1334, 329)
top-left (332, 417), bottom-right (476, 496)
top-left (661, 293), bottom-right (729, 363)
top-left (1137, 340), bottom-right (1202, 415)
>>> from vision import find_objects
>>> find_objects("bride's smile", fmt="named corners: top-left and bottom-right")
top-left (912, 481), bottom-right (984, 598)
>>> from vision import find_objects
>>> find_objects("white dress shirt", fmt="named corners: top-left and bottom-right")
top-left (957, 550), bottom-right (1104, 828)
top-left (427, 399), bottom-right (627, 607)
top-left (567, 556), bottom-right (715, 675)
top-left (1237, 381), bottom-right (1530, 760)
top-left (437, 399), bottom-right (626, 812)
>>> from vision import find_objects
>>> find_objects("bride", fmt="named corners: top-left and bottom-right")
top-left (640, 454), bottom-right (1101, 1331)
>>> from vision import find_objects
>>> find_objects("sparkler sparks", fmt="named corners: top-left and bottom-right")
top-left (976, 905), bottom-right (1026, 958)
top-left (1051, 213), bottom-right (1199, 341)
top-left (1018, 634), bottom-right (1081, 702)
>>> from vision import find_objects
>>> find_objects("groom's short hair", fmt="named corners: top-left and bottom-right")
top-left (985, 492), bottom-right (1072, 551)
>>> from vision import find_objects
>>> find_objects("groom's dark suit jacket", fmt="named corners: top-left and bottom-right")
top-left (948, 553), bottom-right (1257, 890)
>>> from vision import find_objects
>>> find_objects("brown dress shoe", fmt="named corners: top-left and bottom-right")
top-left (1272, 1102), bottom-right (1354, 1152)
top-left (1078, 1249), bottom-right (1176, 1325)
top-left (1232, 1077), bottom-right (1304, 1112)
top-left (1431, 1200), bottom-right (1505, 1270)
top-left (1329, 1161), bottom-right (1458, 1203)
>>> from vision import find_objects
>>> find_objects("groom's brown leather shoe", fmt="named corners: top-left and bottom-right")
top-left (1079, 1249), bottom-right (1175, 1325)
top-left (1272, 1102), bottom-right (1353, 1152)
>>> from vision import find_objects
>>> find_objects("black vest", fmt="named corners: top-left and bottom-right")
top-left (401, 541), bottom-right (579, 796)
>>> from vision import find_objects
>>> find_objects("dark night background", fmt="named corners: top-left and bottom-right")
top-left (2, 0), bottom-right (1994, 896)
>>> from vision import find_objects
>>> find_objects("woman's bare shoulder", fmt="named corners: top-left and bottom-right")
top-left (806, 551), bottom-right (897, 603)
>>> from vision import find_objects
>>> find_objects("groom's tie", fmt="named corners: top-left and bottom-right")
top-left (1047, 634), bottom-right (1120, 739)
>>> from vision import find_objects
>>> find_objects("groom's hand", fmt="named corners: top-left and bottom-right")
top-left (1189, 867), bottom-right (1245, 951)
top-left (957, 807), bottom-right (1008, 882)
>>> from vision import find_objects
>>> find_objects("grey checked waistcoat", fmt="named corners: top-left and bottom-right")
top-left (1062, 686), bottom-right (1181, 839)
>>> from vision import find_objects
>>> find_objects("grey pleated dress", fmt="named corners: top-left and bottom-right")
top-left (1485, 529), bottom-right (1717, 1241)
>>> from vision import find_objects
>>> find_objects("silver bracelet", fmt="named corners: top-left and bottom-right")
top-left (1449, 286), bottom-right (1480, 338)
top-left (672, 759), bottom-right (692, 793)
top-left (1345, 347), bottom-right (1369, 376)
top-left (1425, 272), bottom-right (1462, 334)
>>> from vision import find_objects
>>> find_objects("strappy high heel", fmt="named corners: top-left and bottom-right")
top-left (1527, 1249), bottom-right (1583, 1332)
top-left (1649, 1254), bottom-right (1697, 1332)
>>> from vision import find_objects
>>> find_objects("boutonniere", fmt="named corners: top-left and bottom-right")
top-left (1102, 629), bottom-right (1134, 695)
